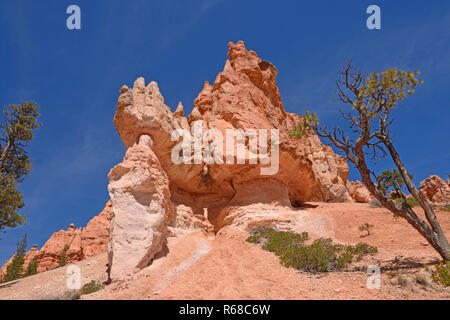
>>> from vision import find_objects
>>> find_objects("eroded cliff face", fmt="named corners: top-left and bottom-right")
top-left (0, 201), bottom-right (113, 279)
top-left (107, 41), bottom-right (355, 280)
top-left (37, 201), bottom-right (113, 273)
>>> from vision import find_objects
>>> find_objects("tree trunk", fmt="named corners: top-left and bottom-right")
top-left (0, 139), bottom-right (11, 169)
top-left (382, 139), bottom-right (450, 260)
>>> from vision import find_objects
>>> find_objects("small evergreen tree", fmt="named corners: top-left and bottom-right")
top-left (292, 64), bottom-right (450, 260)
top-left (25, 256), bottom-right (38, 277)
top-left (2, 233), bottom-right (27, 282)
top-left (0, 102), bottom-right (41, 235)
top-left (376, 169), bottom-right (413, 198)
top-left (58, 245), bottom-right (69, 267)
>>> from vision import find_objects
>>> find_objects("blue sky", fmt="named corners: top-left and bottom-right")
top-left (0, 0), bottom-right (449, 264)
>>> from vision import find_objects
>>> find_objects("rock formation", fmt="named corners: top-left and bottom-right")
top-left (419, 175), bottom-right (450, 204)
top-left (346, 181), bottom-right (372, 203)
top-left (37, 201), bottom-right (113, 272)
top-left (107, 41), bottom-right (356, 280)
top-left (107, 134), bottom-right (173, 280)
top-left (0, 201), bottom-right (113, 279)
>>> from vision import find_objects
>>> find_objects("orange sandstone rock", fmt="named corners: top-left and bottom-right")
top-left (419, 175), bottom-right (450, 204)
top-left (347, 180), bottom-right (372, 203)
top-left (0, 201), bottom-right (113, 279)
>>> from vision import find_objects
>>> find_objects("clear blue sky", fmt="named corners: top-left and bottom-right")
top-left (1, 0), bottom-right (449, 264)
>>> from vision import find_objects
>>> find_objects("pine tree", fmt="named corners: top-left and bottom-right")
top-left (2, 233), bottom-right (27, 282)
top-left (58, 245), bottom-right (69, 267)
top-left (25, 256), bottom-right (38, 277)
top-left (0, 102), bottom-right (41, 235)
top-left (293, 64), bottom-right (450, 260)
top-left (376, 169), bottom-right (413, 198)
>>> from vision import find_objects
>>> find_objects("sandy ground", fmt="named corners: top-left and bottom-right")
top-left (1, 203), bottom-right (449, 300)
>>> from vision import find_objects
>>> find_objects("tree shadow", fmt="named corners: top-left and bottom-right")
top-left (379, 256), bottom-right (440, 273)
top-left (293, 202), bottom-right (319, 209)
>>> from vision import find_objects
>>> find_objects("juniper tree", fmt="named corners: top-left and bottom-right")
top-left (25, 256), bottom-right (38, 277)
top-left (0, 102), bottom-right (41, 234)
top-left (58, 244), bottom-right (69, 267)
top-left (2, 233), bottom-right (27, 282)
top-left (292, 63), bottom-right (450, 260)
top-left (376, 169), bottom-right (413, 199)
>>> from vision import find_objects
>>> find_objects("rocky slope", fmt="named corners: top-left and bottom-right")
top-left (87, 203), bottom-right (449, 300)
top-left (1, 203), bottom-right (448, 300)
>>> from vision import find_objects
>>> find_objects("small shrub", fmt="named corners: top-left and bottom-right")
top-left (441, 205), bottom-right (450, 212)
top-left (358, 223), bottom-right (374, 237)
top-left (414, 273), bottom-right (430, 287)
top-left (246, 227), bottom-right (377, 273)
top-left (1, 234), bottom-right (27, 283)
top-left (369, 198), bottom-right (383, 208)
top-left (431, 261), bottom-right (450, 287)
top-left (80, 280), bottom-right (104, 295)
top-left (60, 290), bottom-right (81, 300)
top-left (58, 245), bottom-right (69, 267)
top-left (395, 197), bottom-right (419, 207)
top-left (351, 242), bottom-right (379, 260)
top-left (396, 274), bottom-right (410, 287)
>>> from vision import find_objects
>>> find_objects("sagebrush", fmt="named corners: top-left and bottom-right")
top-left (247, 227), bottom-right (377, 273)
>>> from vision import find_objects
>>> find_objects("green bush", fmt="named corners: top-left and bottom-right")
top-left (396, 273), bottom-right (410, 287)
top-left (80, 280), bottom-right (104, 295)
top-left (414, 273), bottom-right (430, 287)
top-left (358, 223), bottom-right (374, 236)
top-left (368, 198), bottom-right (383, 208)
top-left (395, 197), bottom-right (419, 207)
top-left (431, 261), bottom-right (450, 287)
top-left (59, 290), bottom-right (81, 300)
top-left (1, 234), bottom-right (27, 283)
top-left (247, 227), bottom-right (377, 273)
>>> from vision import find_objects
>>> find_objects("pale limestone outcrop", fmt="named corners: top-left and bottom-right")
top-left (107, 135), bottom-right (173, 281)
